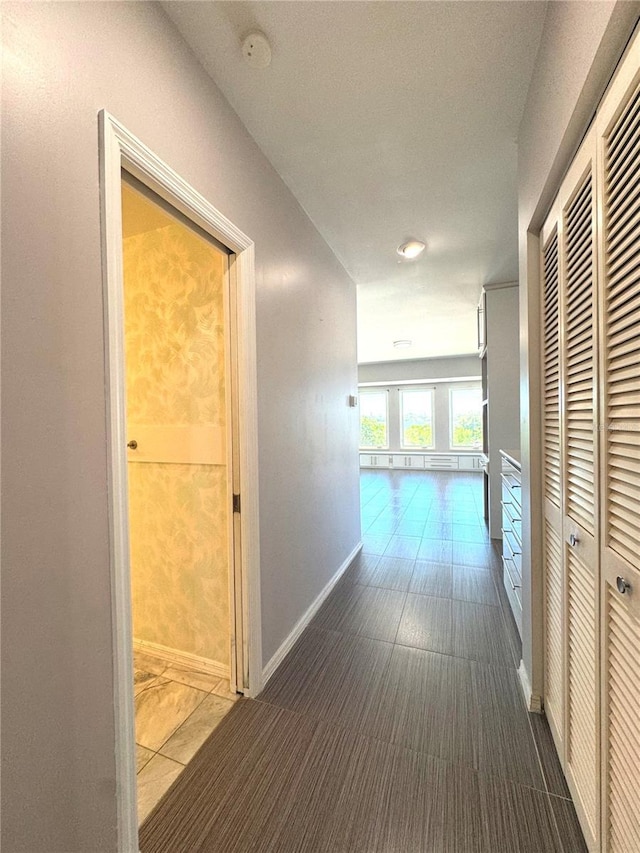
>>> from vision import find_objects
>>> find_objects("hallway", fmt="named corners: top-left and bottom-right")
top-left (140, 471), bottom-right (586, 852)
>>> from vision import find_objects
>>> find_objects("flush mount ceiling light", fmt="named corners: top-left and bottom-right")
top-left (393, 339), bottom-right (412, 348)
top-left (396, 239), bottom-right (426, 260)
top-left (242, 31), bottom-right (272, 69)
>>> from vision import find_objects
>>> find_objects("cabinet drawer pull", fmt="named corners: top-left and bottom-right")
top-left (503, 530), bottom-right (521, 555)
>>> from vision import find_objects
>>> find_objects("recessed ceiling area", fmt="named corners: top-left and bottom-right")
top-left (162, 1), bottom-right (547, 362)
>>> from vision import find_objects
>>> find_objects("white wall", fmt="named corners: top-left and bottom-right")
top-left (1, 3), bottom-right (360, 850)
top-left (485, 284), bottom-right (520, 539)
top-left (358, 354), bottom-right (479, 384)
top-left (517, 0), bottom-right (639, 701)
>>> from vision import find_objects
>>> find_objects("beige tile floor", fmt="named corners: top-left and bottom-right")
top-left (134, 650), bottom-right (239, 823)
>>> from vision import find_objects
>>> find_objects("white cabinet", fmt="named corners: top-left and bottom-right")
top-left (359, 454), bottom-right (391, 468)
top-left (477, 289), bottom-right (487, 356)
top-left (359, 453), bottom-right (482, 470)
top-left (500, 451), bottom-right (522, 635)
top-left (458, 455), bottom-right (483, 471)
top-left (391, 455), bottom-right (425, 469)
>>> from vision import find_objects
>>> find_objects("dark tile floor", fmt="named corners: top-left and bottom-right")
top-left (140, 470), bottom-right (587, 852)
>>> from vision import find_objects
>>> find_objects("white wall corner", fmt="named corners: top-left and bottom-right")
top-left (518, 659), bottom-right (543, 714)
top-left (262, 542), bottom-right (363, 686)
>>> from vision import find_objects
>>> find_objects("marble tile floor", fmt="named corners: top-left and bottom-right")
top-left (134, 651), bottom-right (239, 823)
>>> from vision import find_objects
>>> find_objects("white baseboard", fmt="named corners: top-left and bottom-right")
top-left (262, 541), bottom-right (363, 685)
top-left (133, 637), bottom-right (229, 680)
top-left (518, 659), bottom-right (543, 713)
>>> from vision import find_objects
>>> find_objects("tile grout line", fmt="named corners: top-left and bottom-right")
top-left (522, 691), bottom-right (567, 806)
top-left (135, 674), bottom-right (237, 764)
top-left (149, 681), bottom-right (220, 757)
top-left (483, 541), bottom-right (522, 670)
top-left (252, 687), bottom-right (559, 801)
top-left (309, 620), bottom-right (517, 673)
top-left (391, 583), bottom-right (412, 645)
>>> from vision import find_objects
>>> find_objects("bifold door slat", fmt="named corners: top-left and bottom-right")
top-left (544, 229), bottom-right (562, 508)
top-left (604, 588), bottom-right (640, 852)
top-left (567, 552), bottom-right (598, 834)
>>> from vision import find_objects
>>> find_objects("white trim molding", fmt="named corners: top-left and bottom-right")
top-left (99, 110), bottom-right (262, 852)
top-left (132, 639), bottom-right (230, 681)
top-left (518, 659), bottom-right (543, 714)
top-left (262, 542), bottom-right (363, 685)
top-left (359, 376), bottom-right (482, 387)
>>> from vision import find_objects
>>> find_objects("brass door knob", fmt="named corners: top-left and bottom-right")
top-left (127, 440), bottom-right (138, 450)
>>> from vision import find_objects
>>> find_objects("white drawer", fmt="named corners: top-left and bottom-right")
top-left (503, 556), bottom-right (522, 635)
top-left (502, 529), bottom-right (522, 579)
top-left (501, 472), bottom-right (522, 510)
top-left (424, 455), bottom-right (459, 469)
top-left (502, 500), bottom-right (522, 543)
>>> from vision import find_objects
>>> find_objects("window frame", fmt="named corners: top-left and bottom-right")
top-left (399, 386), bottom-right (435, 450)
top-left (358, 389), bottom-right (390, 450)
top-left (448, 386), bottom-right (483, 450)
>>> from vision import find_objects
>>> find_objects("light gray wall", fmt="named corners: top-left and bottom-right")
top-left (485, 285), bottom-right (520, 539)
top-left (517, 1), bottom-right (639, 700)
top-left (358, 354), bottom-right (479, 384)
top-left (1, 3), bottom-right (360, 850)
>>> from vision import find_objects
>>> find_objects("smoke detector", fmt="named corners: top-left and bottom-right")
top-left (242, 32), bottom-right (272, 69)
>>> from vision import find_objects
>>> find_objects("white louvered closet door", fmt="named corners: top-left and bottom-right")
top-left (540, 210), bottom-right (565, 756)
top-left (540, 26), bottom-right (640, 853)
top-left (541, 132), bottom-right (601, 851)
top-left (560, 134), bottom-right (600, 850)
top-left (596, 38), bottom-right (640, 853)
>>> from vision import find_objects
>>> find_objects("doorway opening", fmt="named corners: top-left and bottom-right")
top-left (120, 176), bottom-right (242, 821)
top-left (100, 112), bottom-right (262, 849)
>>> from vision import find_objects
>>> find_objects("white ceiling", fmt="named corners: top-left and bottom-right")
top-left (162, 1), bottom-right (547, 363)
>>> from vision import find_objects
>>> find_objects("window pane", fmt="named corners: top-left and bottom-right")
top-left (359, 392), bottom-right (388, 448)
top-left (450, 388), bottom-right (483, 448)
top-left (401, 390), bottom-right (434, 448)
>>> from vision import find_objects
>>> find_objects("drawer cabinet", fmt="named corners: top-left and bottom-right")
top-left (359, 454), bottom-right (391, 468)
top-left (458, 454), bottom-right (483, 470)
top-left (392, 455), bottom-right (425, 469)
top-left (500, 451), bottom-right (522, 635)
top-left (424, 454), bottom-right (458, 469)
top-left (359, 453), bottom-right (483, 471)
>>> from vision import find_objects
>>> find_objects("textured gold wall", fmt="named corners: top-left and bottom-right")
top-left (123, 187), bottom-right (229, 666)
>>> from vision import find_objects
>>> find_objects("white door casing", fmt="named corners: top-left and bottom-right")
top-left (99, 111), bottom-right (262, 852)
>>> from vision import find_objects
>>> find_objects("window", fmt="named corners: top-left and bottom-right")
top-left (400, 389), bottom-right (434, 448)
top-left (359, 391), bottom-right (388, 448)
top-left (450, 387), bottom-right (483, 448)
